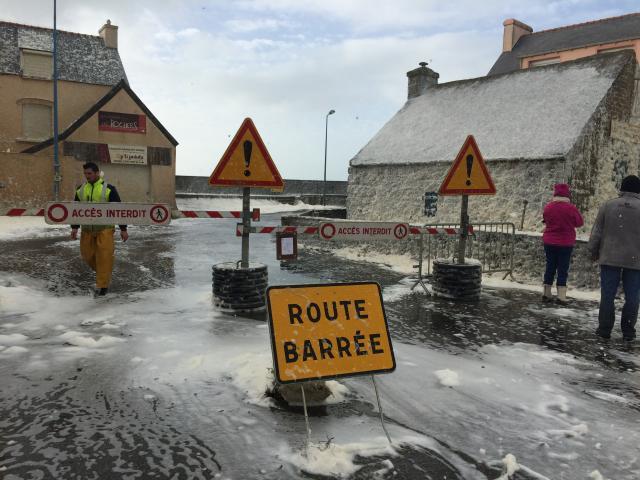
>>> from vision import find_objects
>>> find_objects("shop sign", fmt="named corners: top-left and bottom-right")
top-left (108, 144), bottom-right (147, 165)
top-left (98, 111), bottom-right (147, 134)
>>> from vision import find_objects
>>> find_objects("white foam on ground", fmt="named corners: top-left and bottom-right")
top-left (225, 352), bottom-right (275, 407)
top-left (334, 246), bottom-right (416, 274)
top-left (585, 390), bottom-right (630, 405)
top-left (1, 265), bottom-right (637, 479)
top-left (0, 216), bottom-right (67, 241)
top-left (483, 274), bottom-right (600, 301)
top-left (1, 345), bottom-right (29, 355)
top-left (58, 331), bottom-right (125, 348)
top-left (177, 197), bottom-right (339, 215)
top-left (382, 277), bottom-right (428, 301)
top-left (434, 369), bottom-right (460, 387)
top-left (325, 247), bottom-right (601, 298)
top-left (283, 434), bottom-right (432, 478)
top-left (0, 333), bottom-right (28, 345)
top-left (495, 453), bottom-right (520, 480)
top-left (324, 380), bottom-right (350, 404)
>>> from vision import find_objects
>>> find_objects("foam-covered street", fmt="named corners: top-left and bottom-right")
top-left (1, 201), bottom-right (638, 480)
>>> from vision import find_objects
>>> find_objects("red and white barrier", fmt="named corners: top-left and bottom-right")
top-left (3, 207), bottom-right (260, 222)
top-left (236, 225), bottom-right (319, 236)
top-left (237, 224), bottom-right (474, 237)
top-left (410, 226), bottom-right (474, 235)
top-left (3, 208), bottom-right (44, 217)
top-left (173, 208), bottom-right (260, 221)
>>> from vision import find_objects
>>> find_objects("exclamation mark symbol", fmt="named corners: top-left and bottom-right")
top-left (243, 140), bottom-right (252, 177)
top-left (466, 154), bottom-right (473, 186)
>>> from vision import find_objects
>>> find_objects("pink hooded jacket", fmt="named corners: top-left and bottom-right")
top-left (542, 184), bottom-right (584, 247)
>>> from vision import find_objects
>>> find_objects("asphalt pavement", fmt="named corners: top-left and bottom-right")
top-left (1, 213), bottom-right (638, 480)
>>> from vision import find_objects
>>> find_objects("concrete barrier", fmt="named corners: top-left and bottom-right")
top-left (175, 176), bottom-right (347, 206)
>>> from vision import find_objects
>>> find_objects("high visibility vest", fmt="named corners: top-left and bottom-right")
top-left (76, 178), bottom-right (111, 202)
top-left (76, 179), bottom-right (113, 231)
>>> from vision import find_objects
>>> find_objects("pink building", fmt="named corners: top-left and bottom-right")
top-left (490, 13), bottom-right (640, 75)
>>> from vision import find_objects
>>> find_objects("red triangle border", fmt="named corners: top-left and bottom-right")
top-left (209, 118), bottom-right (284, 189)
top-left (439, 135), bottom-right (496, 196)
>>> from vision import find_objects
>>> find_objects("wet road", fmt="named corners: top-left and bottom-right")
top-left (1, 213), bottom-right (639, 479)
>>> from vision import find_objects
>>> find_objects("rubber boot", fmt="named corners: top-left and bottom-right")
top-left (556, 286), bottom-right (568, 304)
top-left (542, 284), bottom-right (553, 302)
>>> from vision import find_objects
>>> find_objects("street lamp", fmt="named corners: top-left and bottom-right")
top-left (323, 109), bottom-right (335, 206)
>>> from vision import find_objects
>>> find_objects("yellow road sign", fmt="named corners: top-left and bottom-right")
top-left (209, 117), bottom-right (284, 191)
top-left (439, 135), bottom-right (496, 195)
top-left (267, 282), bottom-right (396, 384)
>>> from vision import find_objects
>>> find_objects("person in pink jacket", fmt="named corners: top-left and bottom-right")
top-left (542, 183), bottom-right (584, 303)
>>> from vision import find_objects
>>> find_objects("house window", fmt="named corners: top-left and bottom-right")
top-left (20, 49), bottom-right (53, 79)
top-left (528, 57), bottom-right (561, 68)
top-left (22, 103), bottom-right (52, 140)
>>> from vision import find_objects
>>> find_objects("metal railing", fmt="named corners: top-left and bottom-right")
top-left (414, 222), bottom-right (516, 280)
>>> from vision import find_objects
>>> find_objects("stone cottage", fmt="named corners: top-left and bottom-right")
top-left (348, 16), bottom-right (640, 231)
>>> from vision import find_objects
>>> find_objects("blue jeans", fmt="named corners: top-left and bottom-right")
top-left (543, 245), bottom-right (573, 286)
top-left (598, 265), bottom-right (640, 339)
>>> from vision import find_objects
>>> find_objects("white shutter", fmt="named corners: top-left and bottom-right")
top-left (22, 104), bottom-right (52, 140)
top-left (21, 51), bottom-right (53, 79)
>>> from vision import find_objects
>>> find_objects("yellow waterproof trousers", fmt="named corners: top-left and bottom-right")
top-left (80, 229), bottom-right (115, 288)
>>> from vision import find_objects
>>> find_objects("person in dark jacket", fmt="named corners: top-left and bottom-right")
top-left (542, 183), bottom-right (584, 303)
top-left (70, 162), bottom-right (128, 296)
top-left (588, 175), bottom-right (640, 342)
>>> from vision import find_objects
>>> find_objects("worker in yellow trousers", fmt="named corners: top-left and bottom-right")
top-left (70, 162), bottom-right (128, 296)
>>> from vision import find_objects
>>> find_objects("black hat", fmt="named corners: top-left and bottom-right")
top-left (621, 175), bottom-right (640, 194)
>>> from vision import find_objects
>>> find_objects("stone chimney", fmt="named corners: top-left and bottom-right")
top-left (502, 18), bottom-right (532, 52)
top-left (407, 62), bottom-right (439, 99)
top-left (99, 20), bottom-right (118, 49)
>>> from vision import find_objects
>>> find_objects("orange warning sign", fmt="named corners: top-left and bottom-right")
top-left (439, 135), bottom-right (496, 195)
top-left (209, 118), bottom-right (284, 191)
top-left (267, 282), bottom-right (396, 384)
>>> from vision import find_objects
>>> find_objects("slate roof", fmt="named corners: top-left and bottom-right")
top-left (23, 80), bottom-right (178, 153)
top-left (350, 51), bottom-right (634, 167)
top-left (0, 21), bottom-right (127, 85)
top-left (489, 13), bottom-right (640, 76)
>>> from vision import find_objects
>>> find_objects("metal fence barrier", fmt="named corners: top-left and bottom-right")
top-left (414, 222), bottom-right (516, 280)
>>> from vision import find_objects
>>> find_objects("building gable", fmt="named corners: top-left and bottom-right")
top-left (22, 80), bottom-right (178, 154)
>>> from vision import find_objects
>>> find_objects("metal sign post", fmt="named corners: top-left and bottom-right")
top-left (300, 385), bottom-right (312, 452)
top-left (371, 375), bottom-right (392, 444)
top-left (457, 195), bottom-right (469, 264)
top-left (410, 232), bottom-right (431, 295)
top-left (241, 187), bottom-right (251, 268)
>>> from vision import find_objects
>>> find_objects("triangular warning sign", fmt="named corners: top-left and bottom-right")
top-left (209, 118), bottom-right (284, 191)
top-left (439, 135), bottom-right (496, 195)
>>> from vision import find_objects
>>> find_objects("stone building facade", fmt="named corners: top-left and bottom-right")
top-left (348, 14), bottom-right (640, 233)
top-left (347, 52), bottom-right (640, 232)
top-left (0, 20), bottom-right (177, 209)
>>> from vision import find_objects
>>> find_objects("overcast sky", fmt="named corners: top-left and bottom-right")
top-left (2, 1), bottom-right (638, 179)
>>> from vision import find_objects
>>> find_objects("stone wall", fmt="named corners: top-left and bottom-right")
top-left (0, 152), bottom-right (83, 208)
top-left (282, 215), bottom-right (600, 289)
top-left (176, 176), bottom-right (347, 196)
top-left (347, 158), bottom-right (567, 231)
top-left (567, 58), bottom-right (640, 227)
